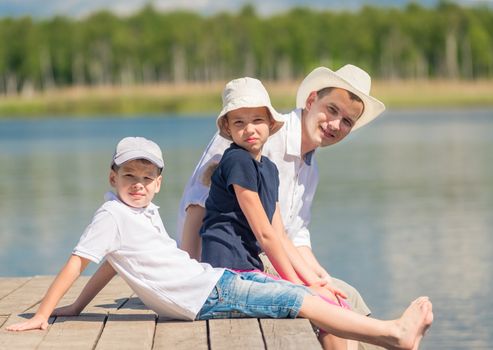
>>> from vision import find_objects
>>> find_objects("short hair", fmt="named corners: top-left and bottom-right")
top-left (317, 87), bottom-right (363, 105)
top-left (111, 158), bottom-right (163, 175)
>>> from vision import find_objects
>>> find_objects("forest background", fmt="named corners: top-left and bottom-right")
top-left (1, 1), bottom-right (493, 116)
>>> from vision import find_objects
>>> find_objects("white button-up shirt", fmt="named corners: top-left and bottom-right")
top-left (74, 192), bottom-right (224, 320)
top-left (177, 108), bottom-right (318, 247)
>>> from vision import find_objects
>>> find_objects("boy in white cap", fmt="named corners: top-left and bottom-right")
top-left (7, 137), bottom-right (432, 350)
top-left (178, 64), bottom-right (386, 349)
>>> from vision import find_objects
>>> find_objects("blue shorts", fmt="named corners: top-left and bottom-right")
top-left (196, 270), bottom-right (313, 320)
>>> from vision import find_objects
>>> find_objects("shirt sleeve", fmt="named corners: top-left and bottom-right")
top-left (284, 162), bottom-right (318, 248)
top-left (175, 133), bottom-right (231, 243)
top-left (221, 150), bottom-right (259, 193)
top-left (72, 208), bottom-right (120, 264)
top-left (288, 224), bottom-right (312, 248)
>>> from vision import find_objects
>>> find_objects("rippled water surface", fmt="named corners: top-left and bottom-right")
top-left (1, 109), bottom-right (492, 349)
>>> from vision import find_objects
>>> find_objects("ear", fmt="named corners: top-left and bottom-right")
top-left (269, 118), bottom-right (276, 133)
top-left (305, 91), bottom-right (318, 111)
top-left (109, 170), bottom-right (117, 187)
top-left (223, 118), bottom-right (231, 136)
top-left (154, 175), bottom-right (163, 193)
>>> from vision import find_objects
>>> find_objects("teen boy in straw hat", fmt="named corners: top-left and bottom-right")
top-left (178, 63), bottom-right (386, 349)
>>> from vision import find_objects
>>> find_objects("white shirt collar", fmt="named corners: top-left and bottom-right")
top-left (104, 191), bottom-right (159, 217)
top-left (284, 108), bottom-right (314, 165)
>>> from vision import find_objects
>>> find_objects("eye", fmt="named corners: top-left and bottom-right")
top-left (343, 118), bottom-right (353, 127)
top-left (234, 120), bottom-right (243, 126)
top-left (327, 106), bottom-right (337, 115)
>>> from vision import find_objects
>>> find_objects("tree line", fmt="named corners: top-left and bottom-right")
top-left (1, 1), bottom-right (492, 95)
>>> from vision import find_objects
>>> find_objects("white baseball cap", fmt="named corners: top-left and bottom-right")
top-left (112, 137), bottom-right (164, 169)
top-left (296, 64), bottom-right (386, 130)
top-left (217, 77), bottom-right (284, 140)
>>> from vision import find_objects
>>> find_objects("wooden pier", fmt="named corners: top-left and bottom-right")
top-left (0, 276), bottom-right (321, 349)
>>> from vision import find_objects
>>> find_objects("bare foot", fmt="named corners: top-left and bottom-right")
top-left (411, 301), bottom-right (433, 350)
top-left (385, 297), bottom-right (433, 350)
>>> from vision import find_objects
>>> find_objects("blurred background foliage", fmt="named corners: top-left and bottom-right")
top-left (1, 1), bottom-right (492, 96)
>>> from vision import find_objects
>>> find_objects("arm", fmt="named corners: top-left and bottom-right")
top-left (271, 205), bottom-right (322, 286)
top-left (52, 260), bottom-right (117, 316)
top-left (179, 204), bottom-right (205, 260)
top-left (234, 185), bottom-right (304, 285)
top-left (272, 207), bottom-right (347, 301)
top-left (7, 254), bottom-right (90, 331)
top-left (176, 133), bottom-right (230, 245)
top-left (297, 245), bottom-right (332, 282)
top-left (296, 245), bottom-right (348, 298)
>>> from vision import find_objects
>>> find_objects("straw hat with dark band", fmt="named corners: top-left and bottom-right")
top-left (296, 64), bottom-right (386, 130)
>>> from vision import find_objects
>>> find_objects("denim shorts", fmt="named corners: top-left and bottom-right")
top-left (196, 270), bottom-right (313, 320)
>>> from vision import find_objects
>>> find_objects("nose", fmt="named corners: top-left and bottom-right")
top-left (245, 122), bottom-right (255, 133)
top-left (328, 118), bottom-right (341, 131)
top-left (131, 179), bottom-right (144, 189)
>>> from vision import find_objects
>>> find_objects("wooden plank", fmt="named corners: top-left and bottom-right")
top-left (112, 295), bottom-right (153, 315)
top-left (0, 276), bottom-right (329, 350)
top-left (71, 275), bottom-right (133, 315)
top-left (33, 276), bottom-right (122, 350)
top-left (0, 275), bottom-right (129, 350)
top-left (153, 320), bottom-right (208, 350)
top-left (0, 276), bottom-right (54, 315)
top-left (95, 297), bottom-right (155, 350)
top-left (209, 318), bottom-right (265, 350)
top-left (95, 314), bottom-right (155, 350)
top-left (0, 316), bottom-right (7, 328)
top-left (0, 276), bottom-right (90, 349)
top-left (36, 314), bottom-right (106, 350)
top-left (260, 318), bottom-right (322, 350)
top-left (0, 278), bottom-right (30, 301)
top-left (0, 314), bottom-right (54, 349)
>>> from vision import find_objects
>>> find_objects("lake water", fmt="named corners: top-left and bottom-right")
top-left (1, 109), bottom-right (492, 349)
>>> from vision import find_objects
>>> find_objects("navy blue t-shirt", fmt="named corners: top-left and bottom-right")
top-left (200, 143), bottom-right (280, 271)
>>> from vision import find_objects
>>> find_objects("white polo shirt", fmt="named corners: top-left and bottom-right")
top-left (177, 108), bottom-right (317, 248)
top-left (73, 192), bottom-right (224, 320)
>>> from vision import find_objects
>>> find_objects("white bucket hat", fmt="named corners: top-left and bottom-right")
top-left (296, 64), bottom-right (386, 130)
top-left (112, 136), bottom-right (164, 169)
top-left (217, 77), bottom-right (284, 140)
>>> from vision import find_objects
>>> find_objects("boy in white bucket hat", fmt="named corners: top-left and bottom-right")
top-left (208, 77), bottom-right (358, 349)
top-left (216, 77), bottom-right (284, 139)
top-left (206, 77), bottom-right (346, 297)
top-left (177, 64), bottom-right (386, 349)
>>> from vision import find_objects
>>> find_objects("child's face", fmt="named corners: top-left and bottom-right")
top-left (302, 88), bottom-right (363, 149)
top-left (225, 107), bottom-right (272, 160)
top-left (109, 159), bottom-right (162, 208)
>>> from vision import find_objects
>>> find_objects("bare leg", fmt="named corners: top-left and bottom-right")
top-left (319, 332), bottom-right (348, 350)
top-left (298, 296), bottom-right (433, 350)
top-left (319, 332), bottom-right (360, 350)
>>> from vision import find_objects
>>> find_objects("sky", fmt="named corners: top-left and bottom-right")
top-left (0, 0), bottom-right (492, 18)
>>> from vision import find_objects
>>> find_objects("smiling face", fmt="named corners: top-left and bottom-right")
top-left (224, 106), bottom-right (272, 161)
top-left (109, 159), bottom-right (162, 208)
top-left (301, 88), bottom-right (364, 154)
